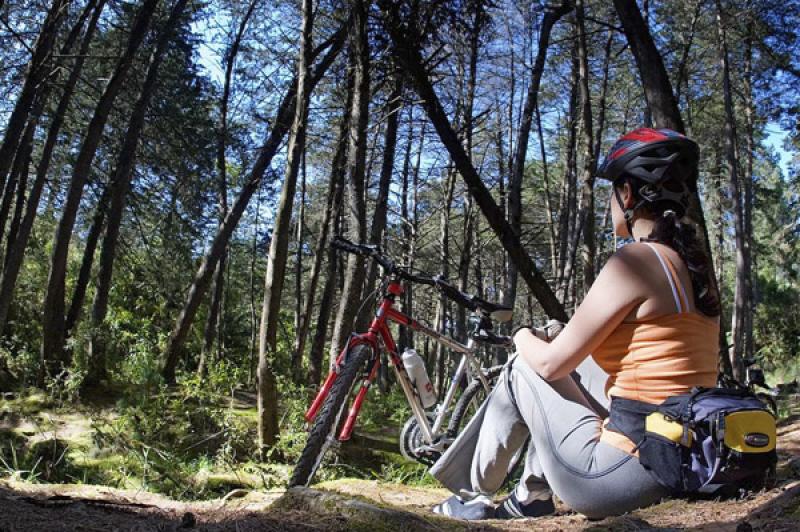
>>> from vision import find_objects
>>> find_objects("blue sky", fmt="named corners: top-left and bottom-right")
top-left (764, 123), bottom-right (795, 177)
top-left (190, 17), bottom-right (796, 184)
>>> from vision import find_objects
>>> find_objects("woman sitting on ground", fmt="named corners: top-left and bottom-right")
top-left (431, 128), bottom-right (721, 520)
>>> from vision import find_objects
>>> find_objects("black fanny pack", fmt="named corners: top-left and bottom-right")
top-left (607, 387), bottom-right (777, 496)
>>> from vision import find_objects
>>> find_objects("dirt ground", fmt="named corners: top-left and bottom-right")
top-left (0, 415), bottom-right (798, 531)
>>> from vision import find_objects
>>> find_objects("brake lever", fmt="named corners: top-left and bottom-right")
top-left (472, 329), bottom-right (513, 347)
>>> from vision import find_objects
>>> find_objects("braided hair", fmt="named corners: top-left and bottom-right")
top-left (620, 178), bottom-right (721, 317)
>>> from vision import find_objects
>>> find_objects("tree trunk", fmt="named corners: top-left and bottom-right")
top-left (713, 147), bottom-right (725, 286)
top-left (308, 209), bottom-right (343, 387)
top-left (455, 200), bottom-right (474, 342)
top-left (576, 0), bottom-right (596, 293)
top-left (588, 30), bottom-right (613, 285)
top-left (400, 109), bottom-right (420, 350)
top-left (198, 0), bottom-right (257, 379)
top-left (249, 190), bottom-right (262, 385)
top-left (161, 26), bottom-right (346, 383)
top-left (1, 90), bottom-right (49, 252)
top-left (0, 0), bottom-right (69, 186)
top-left (742, 17), bottom-right (756, 364)
top-left (409, 121), bottom-right (423, 329)
top-left (362, 71), bottom-right (402, 307)
top-left (294, 75), bottom-right (353, 383)
top-left (434, 47), bottom-right (466, 377)
top-left (536, 101), bottom-right (557, 273)
top-left (382, 1), bottom-right (567, 322)
top-left (434, 166), bottom-right (456, 396)
top-left (257, 0), bottom-right (314, 451)
top-left (327, 0), bottom-right (371, 365)
top-left (503, 0), bottom-right (571, 310)
top-left (199, 253), bottom-right (226, 377)
top-left (454, 1), bottom-right (486, 343)
top-left (0, 0), bottom-right (106, 337)
top-left (40, 0), bottom-right (160, 379)
top-left (0, 117), bottom-right (36, 250)
top-left (557, 46), bottom-right (579, 306)
top-left (82, 0), bottom-right (189, 387)
top-left (64, 185), bottom-right (110, 338)
top-left (674, 0), bottom-right (701, 110)
top-left (293, 156), bottom-right (306, 350)
top-left (715, 0), bottom-right (747, 381)
top-left (613, 0), bottom-right (730, 376)
top-left (612, 0), bottom-right (684, 132)
top-left (5, 140), bottom-right (31, 268)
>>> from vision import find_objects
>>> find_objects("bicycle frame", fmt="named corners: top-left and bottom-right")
top-left (305, 277), bottom-right (492, 446)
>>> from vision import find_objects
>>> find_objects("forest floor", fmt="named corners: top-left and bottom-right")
top-left (0, 393), bottom-right (798, 530)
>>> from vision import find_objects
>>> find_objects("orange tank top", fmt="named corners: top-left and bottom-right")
top-left (595, 243), bottom-right (719, 454)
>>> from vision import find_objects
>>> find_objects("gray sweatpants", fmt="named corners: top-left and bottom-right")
top-left (430, 355), bottom-right (668, 518)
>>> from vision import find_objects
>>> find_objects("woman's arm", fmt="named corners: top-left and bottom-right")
top-left (515, 245), bottom-right (650, 380)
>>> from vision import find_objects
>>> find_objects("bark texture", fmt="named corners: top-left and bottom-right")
top-left (0, 0), bottom-right (107, 336)
top-left (381, 1), bottom-right (568, 322)
top-left (161, 26), bottom-right (346, 383)
top-left (327, 0), bottom-right (372, 365)
top-left (84, 0), bottom-right (190, 386)
top-left (503, 0), bottom-right (571, 310)
top-left (257, 0), bottom-right (314, 450)
top-left (40, 0), bottom-right (160, 378)
top-left (612, 0), bottom-right (684, 132)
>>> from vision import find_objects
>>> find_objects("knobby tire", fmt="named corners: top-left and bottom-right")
top-left (446, 364), bottom-right (525, 476)
top-left (288, 344), bottom-right (371, 487)
top-left (446, 365), bottom-right (502, 437)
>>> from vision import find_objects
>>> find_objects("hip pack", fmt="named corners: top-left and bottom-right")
top-left (608, 387), bottom-right (777, 496)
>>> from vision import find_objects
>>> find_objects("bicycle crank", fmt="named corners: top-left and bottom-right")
top-left (400, 413), bottom-right (451, 465)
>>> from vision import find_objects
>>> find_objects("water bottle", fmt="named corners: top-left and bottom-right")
top-left (402, 348), bottom-right (436, 408)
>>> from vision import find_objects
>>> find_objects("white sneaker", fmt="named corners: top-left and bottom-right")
top-left (432, 494), bottom-right (494, 520)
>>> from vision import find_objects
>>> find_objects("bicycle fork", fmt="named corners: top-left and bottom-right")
top-left (338, 357), bottom-right (380, 440)
top-left (304, 336), bottom-right (381, 442)
top-left (305, 341), bottom-right (433, 445)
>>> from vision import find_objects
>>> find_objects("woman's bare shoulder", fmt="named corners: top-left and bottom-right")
top-left (603, 242), bottom-right (656, 276)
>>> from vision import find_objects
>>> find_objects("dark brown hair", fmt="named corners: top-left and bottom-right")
top-left (617, 178), bottom-right (721, 317)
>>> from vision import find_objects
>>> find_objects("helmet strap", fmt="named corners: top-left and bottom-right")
top-left (613, 185), bottom-right (635, 237)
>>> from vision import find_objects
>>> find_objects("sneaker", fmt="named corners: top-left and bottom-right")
top-left (494, 492), bottom-right (555, 519)
top-left (432, 494), bottom-right (494, 520)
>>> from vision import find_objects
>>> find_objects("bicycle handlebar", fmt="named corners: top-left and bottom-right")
top-left (331, 237), bottom-right (511, 317)
top-left (331, 237), bottom-right (434, 285)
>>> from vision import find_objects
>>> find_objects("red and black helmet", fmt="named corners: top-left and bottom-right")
top-left (598, 128), bottom-right (699, 217)
top-left (598, 127), bottom-right (698, 184)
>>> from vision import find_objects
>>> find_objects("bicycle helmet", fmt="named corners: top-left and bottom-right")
top-left (598, 128), bottom-right (698, 230)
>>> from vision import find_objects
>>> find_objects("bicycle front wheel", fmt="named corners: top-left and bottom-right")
top-left (289, 343), bottom-right (371, 487)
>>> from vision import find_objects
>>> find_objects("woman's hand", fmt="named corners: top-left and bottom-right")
top-left (543, 320), bottom-right (566, 341)
top-left (513, 320), bottom-right (565, 344)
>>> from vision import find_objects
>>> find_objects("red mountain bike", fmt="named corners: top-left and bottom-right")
top-left (289, 238), bottom-right (514, 487)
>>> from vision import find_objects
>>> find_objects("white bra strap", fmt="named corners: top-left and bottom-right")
top-left (675, 267), bottom-right (690, 312)
top-left (644, 242), bottom-right (682, 313)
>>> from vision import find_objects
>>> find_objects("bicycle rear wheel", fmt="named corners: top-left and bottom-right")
top-left (447, 365), bottom-right (503, 437)
top-left (448, 364), bottom-right (525, 479)
top-left (756, 391), bottom-right (778, 417)
top-left (289, 344), bottom-right (371, 487)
